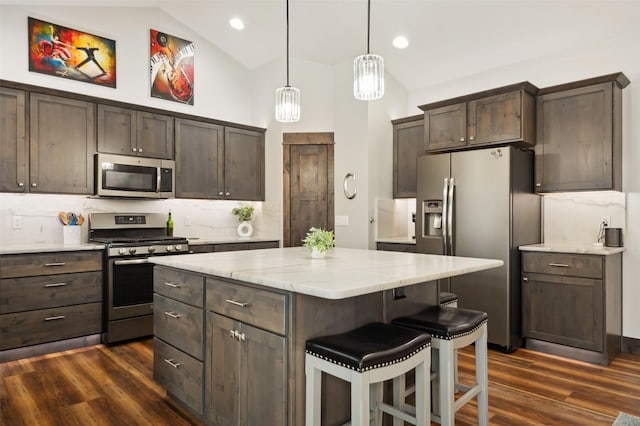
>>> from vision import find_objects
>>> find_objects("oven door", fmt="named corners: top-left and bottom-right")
top-left (108, 257), bottom-right (154, 320)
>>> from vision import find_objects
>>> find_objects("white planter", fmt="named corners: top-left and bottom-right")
top-left (237, 221), bottom-right (253, 238)
top-left (310, 247), bottom-right (326, 259)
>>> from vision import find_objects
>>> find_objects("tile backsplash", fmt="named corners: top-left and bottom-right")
top-left (542, 191), bottom-right (626, 246)
top-left (0, 193), bottom-right (279, 245)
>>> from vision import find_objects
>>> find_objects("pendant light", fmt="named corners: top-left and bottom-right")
top-left (275, 0), bottom-right (300, 122)
top-left (353, 0), bottom-right (384, 100)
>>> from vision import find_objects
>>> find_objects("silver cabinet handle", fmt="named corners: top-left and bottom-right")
top-left (164, 311), bottom-right (181, 319)
top-left (459, 137), bottom-right (465, 142)
top-left (45, 262), bottom-right (66, 267)
top-left (219, 191), bottom-right (224, 196)
top-left (225, 192), bottom-right (230, 196)
top-left (45, 282), bottom-right (67, 288)
top-left (225, 299), bottom-right (250, 308)
top-left (536, 183), bottom-right (542, 187)
top-left (18, 182), bottom-right (24, 187)
top-left (45, 315), bottom-right (65, 321)
top-left (164, 281), bottom-right (181, 288)
top-left (469, 136), bottom-right (475, 141)
top-left (549, 263), bottom-right (570, 268)
top-left (164, 358), bottom-right (181, 369)
top-left (138, 148), bottom-right (143, 153)
top-left (132, 147), bottom-right (137, 152)
top-left (31, 183), bottom-right (37, 187)
top-left (522, 277), bottom-right (529, 282)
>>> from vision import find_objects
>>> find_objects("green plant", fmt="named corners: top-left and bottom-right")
top-left (302, 227), bottom-right (335, 253)
top-left (231, 205), bottom-right (254, 222)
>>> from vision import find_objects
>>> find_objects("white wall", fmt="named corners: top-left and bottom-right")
top-left (408, 28), bottom-right (640, 339)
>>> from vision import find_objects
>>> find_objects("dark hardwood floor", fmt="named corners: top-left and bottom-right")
top-left (1, 338), bottom-right (639, 425)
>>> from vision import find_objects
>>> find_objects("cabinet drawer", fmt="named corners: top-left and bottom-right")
top-left (0, 251), bottom-right (102, 279)
top-left (206, 278), bottom-right (287, 335)
top-left (153, 338), bottom-right (203, 415)
top-left (522, 252), bottom-right (602, 279)
top-left (0, 302), bottom-right (102, 350)
top-left (154, 294), bottom-right (203, 360)
top-left (0, 271), bottom-right (102, 314)
top-left (154, 267), bottom-right (204, 307)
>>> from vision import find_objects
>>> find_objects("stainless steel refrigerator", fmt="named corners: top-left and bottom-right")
top-left (416, 146), bottom-right (540, 351)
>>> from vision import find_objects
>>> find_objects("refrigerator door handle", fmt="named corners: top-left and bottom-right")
top-left (448, 177), bottom-right (455, 255)
top-left (442, 177), bottom-right (449, 255)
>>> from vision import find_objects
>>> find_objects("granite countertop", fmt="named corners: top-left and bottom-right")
top-left (376, 237), bottom-right (416, 245)
top-left (0, 243), bottom-right (106, 255)
top-left (519, 243), bottom-right (625, 255)
top-left (149, 246), bottom-right (503, 299)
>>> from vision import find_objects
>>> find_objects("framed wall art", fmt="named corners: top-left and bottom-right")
top-left (28, 17), bottom-right (116, 88)
top-left (150, 29), bottom-right (194, 105)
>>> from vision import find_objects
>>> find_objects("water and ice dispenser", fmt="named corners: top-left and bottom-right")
top-left (422, 200), bottom-right (443, 237)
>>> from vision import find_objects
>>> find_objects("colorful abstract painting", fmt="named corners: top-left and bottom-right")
top-left (150, 29), bottom-right (194, 105)
top-left (28, 17), bottom-right (116, 88)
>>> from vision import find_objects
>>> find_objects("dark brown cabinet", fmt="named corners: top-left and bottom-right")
top-left (376, 242), bottom-right (416, 253)
top-left (420, 83), bottom-right (537, 153)
top-left (153, 267), bottom-right (205, 415)
top-left (392, 115), bottom-right (423, 198)
top-left (174, 118), bottom-right (224, 199)
top-left (174, 121), bottom-right (264, 200)
top-left (0, 87), bottom-right (28, 192)
top-left (0, 251), bottom-right (103, 354)
top-left (534, 73), bottom-right (629, 193)
top-left (521, 250), bottom-right (622, 365)
top-left (205, 278), bottom-right (287, 425)
top-left (30, 93), bottom-right (95, 194)
top-left (97, 104), bottom-right (174, 159)
top-left (224, 126), bottom-right (265, 201)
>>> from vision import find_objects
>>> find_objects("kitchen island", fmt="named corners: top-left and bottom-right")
top-left (150, 247), bottom-right (502, 425)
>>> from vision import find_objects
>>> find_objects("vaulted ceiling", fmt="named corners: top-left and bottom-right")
top-left (5, 0), bottom-right (639, 90)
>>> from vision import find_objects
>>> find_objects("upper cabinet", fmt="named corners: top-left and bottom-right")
top-left (97, 104), bottom-right (174, 159)
top-left (534, 73), bottom-right (629, 193)
top-left (175, 120), bottom-right (265, 201)
top-left (420, 82), bottom-right (537, 153)
top-left (392, 115), bottom-right (423, 198)
top-left (29, 93), bottom-right (95, 195)
top-left (224, 127), bottom-right (265, 201)
top-left (0, 87), bottom-right (27, 192)
top-left (175, 118), bottom-right (224, 199)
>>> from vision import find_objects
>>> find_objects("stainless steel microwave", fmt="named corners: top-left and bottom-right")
top-left (95, 153), bottom-right (175, 198)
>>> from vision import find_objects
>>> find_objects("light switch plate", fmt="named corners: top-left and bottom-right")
top-left (12, 215), bottom-right (22, 229)
top-left (335, 215), bottom-right (349, 226)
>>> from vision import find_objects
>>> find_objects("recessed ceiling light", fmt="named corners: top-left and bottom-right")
top-left (229, 18), bottom-right (245, 30)
top-left (392, 36), bottom-right (409, 49)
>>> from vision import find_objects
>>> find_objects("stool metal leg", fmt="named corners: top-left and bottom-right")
top-left (305, 354), bottom-right (322, 426)
top-left (476, 323), bottom-right (489, 426)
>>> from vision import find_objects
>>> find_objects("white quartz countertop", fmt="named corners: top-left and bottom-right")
top-left (519, 243), bottom-right (625, 255)
top-left (0, 243), bottom-right (105, 255)
top-left (149, 247), bottom-right (503, 299)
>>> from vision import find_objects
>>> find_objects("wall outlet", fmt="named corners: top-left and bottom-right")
top-left (601, 216), bottom-right (611, 227)
top-left (12, 215), bottom-right (22, 229)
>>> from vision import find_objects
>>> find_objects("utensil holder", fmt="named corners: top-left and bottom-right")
top-left (63, 226), bottom-right (82, 245)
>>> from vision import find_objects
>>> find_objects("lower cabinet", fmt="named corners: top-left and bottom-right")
top-left (376, 242), bottom-right (416, 253)
top-left (205, 312), bottom-right (287, 425)
top-left (521, 250), bottom-right (622, 365)
top-left (188, 240), bottom-right (280, 254)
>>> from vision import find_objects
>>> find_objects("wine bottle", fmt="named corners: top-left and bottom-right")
top-left (166, 211), bottom-right (174, 236)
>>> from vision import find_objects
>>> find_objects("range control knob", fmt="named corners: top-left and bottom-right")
top-left (166, 245), bottom-right (175, 252)
top-left (118, 248), bottom-right (127, 255)
top-left (175, 244), bottom-right (183, 251)
top-left (148, 246), bottom-right (156, 254)
top-left (129, 247), bottom-right (137, 255)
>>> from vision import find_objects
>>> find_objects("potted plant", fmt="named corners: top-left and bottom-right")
top-left (232, 205), bottom-right (255, 238)
top-left (302, 227), bottom-right (335, 258)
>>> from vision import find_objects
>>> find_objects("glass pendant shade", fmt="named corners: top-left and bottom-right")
top-left (353, 53), bottom-right (384, 100)
top-left (275, 85), bottom-right (301, 122)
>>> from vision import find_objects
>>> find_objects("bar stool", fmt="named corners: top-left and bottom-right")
top-left (439, 292), bottom-right (458, 307)
top-left (392, 305), bottom-right (489, 426)
top-left (305, 322), bottom-right (431, 426)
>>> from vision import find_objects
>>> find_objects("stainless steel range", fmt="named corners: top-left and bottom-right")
top-left (89, 212), bottom-right (190, 344)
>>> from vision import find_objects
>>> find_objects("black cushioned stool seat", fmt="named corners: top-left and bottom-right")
top-left (391, 305), bottom-right (489, 426)
top-left (439, 292), bottom-right (458, 307)
top-left (305, 322), bottom-right (431, 372)
top-left (305, 322), bottom-right (432, 425)
top-left (392, 305), bottom-right (487, 339)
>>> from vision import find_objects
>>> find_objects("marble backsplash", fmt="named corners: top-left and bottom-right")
top-left (542, 191), bottom-right (626, 246)
top-left (0, 193), bottom-right (280, 245)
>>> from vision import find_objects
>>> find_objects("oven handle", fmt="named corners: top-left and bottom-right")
top-left (114, 259), bottom-right (150, 266)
